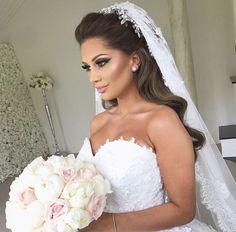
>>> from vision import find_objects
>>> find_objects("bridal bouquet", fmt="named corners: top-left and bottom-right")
top-left (6, 154), bottom-right (112, 232)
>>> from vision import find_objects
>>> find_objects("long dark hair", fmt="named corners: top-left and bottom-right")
top-left (75, 12), bottom-right (205, 159)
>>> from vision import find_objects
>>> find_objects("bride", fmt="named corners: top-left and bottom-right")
top-left (75, 2), bottom-right (236, 231)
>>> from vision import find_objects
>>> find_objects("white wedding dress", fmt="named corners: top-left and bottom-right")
top-left (78, 137), bottom-right (217, 231)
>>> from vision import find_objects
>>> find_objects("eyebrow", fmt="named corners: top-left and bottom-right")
top-left (82, 53), bottom-right (109, 64)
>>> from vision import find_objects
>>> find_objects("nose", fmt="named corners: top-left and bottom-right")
top-left (88, 70), bottom-right (101, 83)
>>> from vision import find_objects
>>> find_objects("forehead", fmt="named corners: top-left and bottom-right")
top-left (81, 37), bottom-right (128, 62)
top-left (80, 37), bottom-right (109, 58)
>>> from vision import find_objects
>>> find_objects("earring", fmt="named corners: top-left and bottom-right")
top-left (132, 67), bottom-right (137, 72)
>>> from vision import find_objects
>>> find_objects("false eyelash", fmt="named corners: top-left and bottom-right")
top-left (95, 58), bottom-right (110, 67)
top-left (81, 64), bottom-right (90, 71)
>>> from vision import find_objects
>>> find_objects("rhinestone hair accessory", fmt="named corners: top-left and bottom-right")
top-left (100, 4), bottom-right (141, 37)
top-left (95, 2), bottom-right (236, 231)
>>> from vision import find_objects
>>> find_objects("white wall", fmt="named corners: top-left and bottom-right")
top-left (234, 0), bottom-right (236, 45)
top-left (187, 0), bottom-right (236, 142)
top-left (0, 0), bottom-right (172, 153)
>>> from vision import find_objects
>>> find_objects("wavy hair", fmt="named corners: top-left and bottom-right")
top-left (75, 12), bottom-right (205, 159)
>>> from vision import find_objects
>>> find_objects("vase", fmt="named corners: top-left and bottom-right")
top-left (41, 88), bottom-right (61, 156)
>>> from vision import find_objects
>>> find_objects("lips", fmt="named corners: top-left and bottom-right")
top-left (96, 85), bottom-right (108, 93)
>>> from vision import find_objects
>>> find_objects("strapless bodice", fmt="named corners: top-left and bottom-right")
top-left (77, 138), bottom-right (216, 232)
top-left (78, 137), bottom-right (166, 213)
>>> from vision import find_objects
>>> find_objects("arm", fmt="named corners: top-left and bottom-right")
top-left (82, 107), bottom-right (196, 232)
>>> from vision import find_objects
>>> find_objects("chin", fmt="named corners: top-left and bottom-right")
top-left (102, 96), bottom-right (112, 101)
top-left (101, 93), bottom-right (115, 101)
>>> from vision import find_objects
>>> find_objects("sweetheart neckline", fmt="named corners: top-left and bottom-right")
top-left (85, 137), bottom-right (156, 157)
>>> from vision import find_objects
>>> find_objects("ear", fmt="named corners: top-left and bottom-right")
top-left (130, 52), bottom-right (141, 70)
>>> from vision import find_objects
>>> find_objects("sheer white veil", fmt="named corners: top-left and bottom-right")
top-left (95, 2), bottom-right (236, 231)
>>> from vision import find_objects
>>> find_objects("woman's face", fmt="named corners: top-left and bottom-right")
top-left (80, 37), bottom-right (137, 100)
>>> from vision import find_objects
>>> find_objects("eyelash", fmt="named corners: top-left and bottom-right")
top-left (96, 58), bottom-right (110, 67)
top-left (81, 58), bottom-right (110, 72)
top-left (81, 64), bottom-right (90, 72)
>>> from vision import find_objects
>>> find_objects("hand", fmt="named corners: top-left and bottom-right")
top-left (79, 213), bottom-right (114, 232)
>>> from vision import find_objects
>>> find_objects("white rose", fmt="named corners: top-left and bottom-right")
top-left (57, 221), bottom-right (74, 232)
top-left (35, 174), bottom-right (64, 202)
top-left (46, 155), bottom-right (64, 172)
top-left (6, 200), bottom-right (44, 232)
top-left (35, 164), bottom-right (55, 178)
top-left (6, 201), bottom-right (25, 231)
top-left (46, 155), bottom-right (81, 175)
top-left (81, 161), bottom-right (97, 173)
top-left (9, 177), bottom-right (28, 202)
top-left (65, 208), bottom-right (92, 229)
top-left (62, 180), bottom-right (94, 208)
top-left (20, 157), bottom-right (45, 187)
top-left (22, 157), bottom-right (45, 175)
top-left (25, 201), bottom-right (45, 229)
top-left (47, 154), bottom-right (75, 166)
top-left (63, 154), bottom-right (77, 165)
top-left (93, 175), bottom-right (112, 195)
top-left (20, 173), bottom-right (40, 189)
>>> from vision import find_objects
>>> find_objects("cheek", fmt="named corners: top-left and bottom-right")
top-left (104, 59), bottom-right (132, 83)
top-left (101, 65), bottom-right (133, 100)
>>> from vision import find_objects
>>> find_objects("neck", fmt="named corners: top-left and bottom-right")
top-left (115, 83), bottom-right (145, 116)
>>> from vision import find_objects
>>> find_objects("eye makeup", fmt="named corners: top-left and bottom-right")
top-left (81, 57), bottom-right (111, 72)
top-left (81, 63), bottom-right (90, 72)
top-left (95, 58), bottom-right (111, 67)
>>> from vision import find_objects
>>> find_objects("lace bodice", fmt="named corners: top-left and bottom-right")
top-left (77, 138), bottom-right (216, 232)
top-left (78, 137), bottom-right (165, 212)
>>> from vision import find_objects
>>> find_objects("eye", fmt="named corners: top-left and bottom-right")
top-left (95, 58), bottom-right (110, 67)
top-left (81, 64), bottom-right (90, 72)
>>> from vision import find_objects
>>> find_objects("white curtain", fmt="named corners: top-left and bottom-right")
top-left (167, 0), bottom-right (197, 105)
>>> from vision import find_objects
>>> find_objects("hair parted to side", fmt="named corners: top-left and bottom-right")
top-left (75, 12), bottom-right (205, 159)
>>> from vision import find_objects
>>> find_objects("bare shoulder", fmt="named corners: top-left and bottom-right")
top-left (147, 105), bottom-right (192, 152)
top-left (147, 105), bottom-right (184, 132)
top-left (90, 110), bottom-right (109, 136)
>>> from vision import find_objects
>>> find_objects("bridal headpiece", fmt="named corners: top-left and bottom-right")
top-left (97, 2), bottom-right (236, 231)
top-left (100, 2), bottom-right (183, 92)
top-left (100, 5), bottom-right (141, 37)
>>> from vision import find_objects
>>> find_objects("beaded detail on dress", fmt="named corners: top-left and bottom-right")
top-left (77, 138), bottom-right (216, 232)
top-left (78, 137), bottom-right (164, 212)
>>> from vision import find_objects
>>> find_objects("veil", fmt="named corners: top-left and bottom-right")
top-left (94, 2), bottom-right (236, 231)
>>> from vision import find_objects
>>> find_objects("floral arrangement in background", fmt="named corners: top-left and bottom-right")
top-left (29, 71), bottom-right (62, 156)
top-left (0, 43), bottom-right (49, 182)
top-left (29, 72), bottom-right (54, 90)
top-left (6, 154), bottom-right (112, 232)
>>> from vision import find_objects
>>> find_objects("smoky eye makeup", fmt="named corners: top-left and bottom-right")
top-left (81, 63), bottom-right (90, 71)
top-left (95, 57), bottom-right (111, 67)
top-left (81, 57), bottom-right (111, 72)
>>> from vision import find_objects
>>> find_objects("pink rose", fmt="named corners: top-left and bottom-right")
top-left (18, 187), bottom-right (37, 205)
top-left (61, 167), bottom-right (77, 183)
top-left (77, 168), bottom-right (95, 180)
top-left (86, 193), bottom-right (106, 220)
top-left (45, 199), bottom-right (68, 225)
